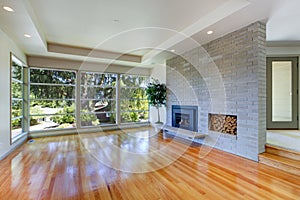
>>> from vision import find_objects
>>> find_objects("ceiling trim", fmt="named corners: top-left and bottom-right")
top-left (267, 46), bottom-right (300, 56)
top-left (267, 41), bottom-right (300, 47)
top-left (47, 42), bottom-right (142, 63)
top-left (27, 55), bottom-right (151, 75)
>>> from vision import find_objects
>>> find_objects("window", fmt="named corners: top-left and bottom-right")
top-left (29, 68), bottom-right (76, 131)
top-left (120, 74), bottom-right (149, 123)
top-left (11, 54), bottom-right (26, 142)
top-left (80, 72), bottom-right (117, 126)
top-left (19, 67), bottom-right (149, 133)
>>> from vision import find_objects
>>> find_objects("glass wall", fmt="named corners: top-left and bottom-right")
top-left (11, 55), bottom-right (26, 141)
top-left (120, 74), bottom-right (149, 123)
top-left (80, 72), bottom-right (117, 127)
top-left (29, 68), bottom-right (76, 131)
top-left (25, 68), bottom-right (148, 133)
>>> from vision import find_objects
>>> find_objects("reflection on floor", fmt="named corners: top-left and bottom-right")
top-left (267, 130), bottom-right (300, 152)
top-left (1, 127), bottom-right (300, 199)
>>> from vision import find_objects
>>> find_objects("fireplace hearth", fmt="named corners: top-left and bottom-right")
top-left (172, 105), bottom-right (198, 131)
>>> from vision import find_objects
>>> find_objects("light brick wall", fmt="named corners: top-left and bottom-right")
top-left (166, 21), bottom-right (266, 161)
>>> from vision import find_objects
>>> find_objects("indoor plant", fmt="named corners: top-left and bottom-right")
top-left (146, 79), bottom-right (167, 124)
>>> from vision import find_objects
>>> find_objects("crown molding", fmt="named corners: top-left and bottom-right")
top-left (266, 41), bottom-right (300, 47)
top-left (47, 42), bottom-right (142, 63)
top-left (26, 55), bottom-right (151, 75)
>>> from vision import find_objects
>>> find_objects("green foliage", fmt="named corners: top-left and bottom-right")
top-left (120, 74), bottom-right (148, 87)
top-left (12, 62), bottom-right (22, 80)
top-left (12, 82), bottom-right (22, 99)
top-left (81, 73), bottom-right (116, 115)
top-left (11, 61), bottom-right (24, 129)
top-left (119, 75), bottom-right (149, 122)
top-left (30, 100), bottom-right (73, 109)
top-left (14, 68), bottom-right (151, 129)
top-left (57, 123), bottom-right (74, 129)
top-left (30, 68), bottom-right (76, 100)
top-left (145, 79), bottom-right (167, 108)
top-left (81, 111), bottom-right (99, 126)
top-left (130, 112), bottom-right (138, 121)
top-left (11, 105), bottom-right (22, 128)
top-left (30, 106), bottom-right (44, 117)
top-left (29, 68), bottom-right (76, 129)
top-left (51, 105), bottom-right (75, 124)
top-left (29, 106), bottom-right (44, 126)
top-left (11, 118), bottom-right (21, 129)
top-left (11, 104), bottom-right (23, 128)
top-left (81, 72), bottom-right (116, 87)
top-left (30, 68), bottom-right (76, 84)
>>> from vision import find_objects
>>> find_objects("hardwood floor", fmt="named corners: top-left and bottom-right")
top-left (1, 127), bottom-right (300, 200)
top-left (259, 145), bottom-right (300, 176)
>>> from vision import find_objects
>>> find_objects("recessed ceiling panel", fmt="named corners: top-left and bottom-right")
top-left (28, 0), bottom-right (229, 53)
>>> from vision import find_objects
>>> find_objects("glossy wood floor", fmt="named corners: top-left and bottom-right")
top-left (1, 127), bottom-right (300, 200)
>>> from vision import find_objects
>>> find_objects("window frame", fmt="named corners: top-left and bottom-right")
top-left (80, 71), bottom-right (117, 127)
top-left (119, 74), bottom-right (149, 124)
top-left (10, 53), bottom-right (27, 144)
top-left (16, 65), bottom-right (150, 135)
top-left (28, 67), bottom-right (77, 132)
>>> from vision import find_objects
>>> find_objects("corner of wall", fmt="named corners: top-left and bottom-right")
top-left (0, 27), bottom-right (27, 159)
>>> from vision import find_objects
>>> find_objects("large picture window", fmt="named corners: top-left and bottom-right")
top-left (29, 68), bottom-right (76, 131)
top-left (17, 67), bottom-right (149, 133)
top-left (120, 74), bottom-right (149, 123)
top-left (11, 54), bottom-right (26, 142)
top-left (80, 72), bottom-right (117, 126)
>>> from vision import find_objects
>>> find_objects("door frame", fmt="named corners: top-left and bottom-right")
top-left (266, 57), bottom-right (299, 130)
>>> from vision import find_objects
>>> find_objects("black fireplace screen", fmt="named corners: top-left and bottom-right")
top-left (175, 113), bottom-right (190, 129)
top-left (172, 105), bottom-right (198, 131)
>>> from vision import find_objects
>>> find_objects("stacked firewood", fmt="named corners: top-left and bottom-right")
top-left (209, 114), bottom-right (237, 135)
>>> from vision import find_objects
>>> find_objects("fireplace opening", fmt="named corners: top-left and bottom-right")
top-left (175, 113), bottom-right (190, 129)
top-left (172, 105), bottom-right (198, 131)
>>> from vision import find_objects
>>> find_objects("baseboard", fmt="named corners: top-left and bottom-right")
top-left (0, 136), bottom-right (27, 161)
top-left (29, 123), bottom-right (151, 138)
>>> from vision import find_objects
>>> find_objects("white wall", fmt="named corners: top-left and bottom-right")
top-left (0, 28), bottom-right (27, 160)
top-left (150, 64), bottom-right (166, 124)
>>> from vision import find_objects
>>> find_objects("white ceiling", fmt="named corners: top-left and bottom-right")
top-left (29, 0), bottom-right (229, 52)
top-left (0, 0), bottom-right (300, 66)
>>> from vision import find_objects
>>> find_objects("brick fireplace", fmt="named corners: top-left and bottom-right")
top-left (166, 21), bottom-right (266, 161)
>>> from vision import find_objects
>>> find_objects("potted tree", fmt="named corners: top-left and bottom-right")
top-left (146, 79), bottom-right (167, 124)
